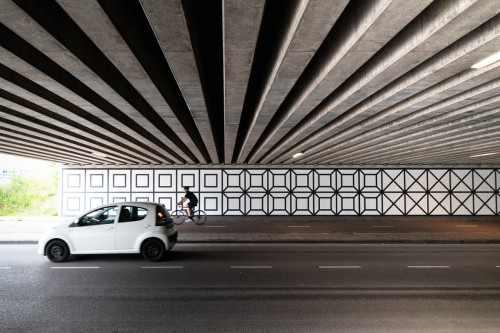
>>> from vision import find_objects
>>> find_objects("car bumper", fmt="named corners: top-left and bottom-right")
top-left (167, 231), bottom-right (178, 249)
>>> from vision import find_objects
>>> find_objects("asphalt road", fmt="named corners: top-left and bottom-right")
top-left (1, 243), bottom-right (500, 332)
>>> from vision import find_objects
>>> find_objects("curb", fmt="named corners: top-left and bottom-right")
top-left (3, 239), bottom-right (500, 245)
top-left (177, 239), bottom-right (500, 244)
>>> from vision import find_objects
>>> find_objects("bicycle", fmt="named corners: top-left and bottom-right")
top-left (170, 204), bottom-right (207, 225)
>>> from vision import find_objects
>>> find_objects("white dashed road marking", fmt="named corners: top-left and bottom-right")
top-left (288, 225), bottom-right (311, 228)
top-left (319, 266), bottom-right (362, 269)
top-left (372, 226), bottom-right (395, 228)
top-left (51, 266), bottom-right (100, 269)
top-left (407, 266), bottom-right (450, 269)
top-left (141, 266), bottom-right (183, 269)
top-left (456, 225), bottom-right (478, 227)
top-left (230, 266), bottom-right (272, 269)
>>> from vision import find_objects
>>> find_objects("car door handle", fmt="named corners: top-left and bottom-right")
top-left (107, 227), bottom-right (114, 230)
top-left (144, 224), bottom-right (151, 228)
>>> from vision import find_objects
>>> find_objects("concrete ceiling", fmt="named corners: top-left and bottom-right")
top-left (1, 0), bottom-right (500, 167)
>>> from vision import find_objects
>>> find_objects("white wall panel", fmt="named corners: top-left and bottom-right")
top-left (269, 192), bottom-right (290, 215)
top-left (86, 170), bottom-right (108, 193)
top-left (314, 169), bottom-right (336, 192)
top-left (62, 169), bottom-right (85, 193)
top-left (109, 170), bottom-right (131, 192)
top-left (223, 170), bottom-right (246, 192)
top-left (155, 193), bottom-right (177, 211)
top-left (62, 193), bottom-right (84, 215)
top-left (199, 193), bottom-right (222, 215)
top-left (246, 192), bottom-right (267, 215)
top-left (109, 193), bottom-right (131, 204)
top-left (178, 170), bottom-right (199, 191)
top-left (154, 170), bottom-right (176, 192)
top-left (86, 193), bottom-right (107, 210)
top-left (315, 193), bottom-right (336, 215)
top-left (132, 193), bottom-right (154, 202)
top-left (268, 170), bottom-right (290, 192)
top-left (200, 170), bottom-right (222, 192)
top-left (132, 170), bottom-right (153, 192)
top-left (223, 192), bottom-right (245, 215)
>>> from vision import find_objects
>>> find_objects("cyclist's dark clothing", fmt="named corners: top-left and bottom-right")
top-left (184, 191), bottom-right (198, 207)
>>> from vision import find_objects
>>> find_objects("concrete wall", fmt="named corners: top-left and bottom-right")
top-left (60, 168), bottom-right (500, 216)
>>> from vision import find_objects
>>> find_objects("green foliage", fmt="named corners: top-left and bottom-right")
top-left (0, 165), bottom-right (59, 216)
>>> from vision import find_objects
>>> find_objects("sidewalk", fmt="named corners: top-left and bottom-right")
top-left (1, 215), bottom-right (500, 244)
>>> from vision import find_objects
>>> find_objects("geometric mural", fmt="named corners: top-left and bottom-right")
top-left (61, 168), bottom-right (500, 216)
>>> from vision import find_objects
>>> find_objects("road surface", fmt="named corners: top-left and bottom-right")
top-left (1, 243), bottom-right (500, 332)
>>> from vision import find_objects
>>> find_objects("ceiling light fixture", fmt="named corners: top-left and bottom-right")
top-left (469, 152), bottom-right (498, 158)
top-left (471, 51), bottom-right (500, 69)
top-left (292, 152), bottom-right (304, 158)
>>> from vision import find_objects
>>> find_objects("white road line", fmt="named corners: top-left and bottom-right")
top-left (230, 266), bottom-right (272, 269)
top-left (318, 266), bottom-right (362, 269)
top-left (371, 225), bottom-right (395, 228)
top-left (141, 266), bottom-right (183, 269)
top-left (456, 225), bottom-right (478, 227)
top-left (407, 266), bottom-right (450, 269)
top-left (496, 266), bottom-right (500, 268)
top-left (204, 226), bottom-right (227, 228)
top-left (288, 225), bottom-right (311, 228)
top-left (51, 267), bottom-right (100, 269)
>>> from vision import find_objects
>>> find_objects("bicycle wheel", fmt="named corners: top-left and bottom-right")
top-left (170, 210), bottom-right (186, 225)
top-left (192, 210), bottom-right (207, 225)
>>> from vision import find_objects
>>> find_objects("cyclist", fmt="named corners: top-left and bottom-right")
top-left (177, 186), bottom-right (198, 222)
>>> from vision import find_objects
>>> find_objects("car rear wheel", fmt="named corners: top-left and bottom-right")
top-left (141, 239), bottom-right (165, 262)
top-left (46, 240), bottom-right (70, 263)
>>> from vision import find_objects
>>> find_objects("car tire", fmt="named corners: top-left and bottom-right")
top-left (141, 239), bottom-right (166, 262)
top-left (46, 240), bottom-right (70, 263)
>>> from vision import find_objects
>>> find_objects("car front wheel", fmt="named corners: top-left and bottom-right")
top-left (46, 240), bottom-right (70, 262)
top-left (141, 239), bottom-right (165, 262)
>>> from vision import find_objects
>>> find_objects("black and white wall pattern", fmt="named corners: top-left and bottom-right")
top-left (61, 168), bottom-right (500, 216)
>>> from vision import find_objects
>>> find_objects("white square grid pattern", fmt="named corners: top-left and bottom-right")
top-left (178, 170), bottom-right (199, 191)
top-left (155, 170), bottom-right (176, 192)
top-left (62, 170), bottom-right (84, 193)
top-left (86, 170), bottom-right (107, 193)
top-left (155, 193), bottom-right (177, 211)
top-left (201, 170), bottom-right (222, 192)
top-left (109, 170), bottom-right (130, 192)
top-left (62, 193), bottom-right (84, 215)
top-left (200, 193), bottom-right (222, 215)
top-left (132, 170), bottom-right (153, 192)
top-left (60, 168), bottom-right (499, 216)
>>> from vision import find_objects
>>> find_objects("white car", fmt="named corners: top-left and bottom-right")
top-left (38, 202), bottom-right (178, 262)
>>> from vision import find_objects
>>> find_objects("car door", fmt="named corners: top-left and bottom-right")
top-left (115, 205), bottom-right (151, 250)
top-left (69, 206), bottom-right (118, 252)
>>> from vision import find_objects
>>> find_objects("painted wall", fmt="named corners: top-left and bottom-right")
top-left (60, 168), bottom-right (500, 216)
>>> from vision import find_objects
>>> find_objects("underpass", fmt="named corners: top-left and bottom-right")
top-left (2, 1), bottom-right (500, 331)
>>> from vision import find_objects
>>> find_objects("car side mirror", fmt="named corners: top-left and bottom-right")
top-left (71, 218), bottom-right (81, 227)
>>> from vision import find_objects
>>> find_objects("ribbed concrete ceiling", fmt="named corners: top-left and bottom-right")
top-left (1, 0), bottom-right (500, 167)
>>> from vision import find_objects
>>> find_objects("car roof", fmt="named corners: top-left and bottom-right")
top-left (90, 202), bottom-right (161, 210)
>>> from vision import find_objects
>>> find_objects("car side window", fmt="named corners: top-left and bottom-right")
top-left (79, 206), bottom-right (118, 226)
top-left (119, 206), bottom-right (148, 223)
